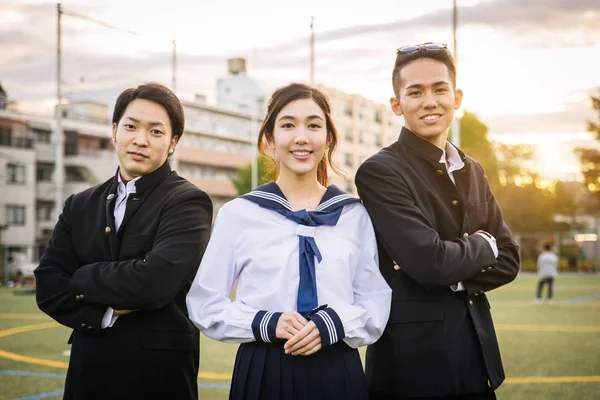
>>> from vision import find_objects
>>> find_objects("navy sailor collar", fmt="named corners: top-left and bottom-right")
top-left (241, 181), bottom-right (358, 213)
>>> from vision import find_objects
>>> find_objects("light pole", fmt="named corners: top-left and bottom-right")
top-left (451, 0), bottom-right (461, 148)
top-left (55, 3), bottom-right (64, 221)
top-left (251, 98), bottom-right (264, 190)
top-left (0, 224), bottom-right (8, 287)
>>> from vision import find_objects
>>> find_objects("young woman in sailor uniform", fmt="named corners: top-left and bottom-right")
top-left (186, 83), bottom-right (391, 400)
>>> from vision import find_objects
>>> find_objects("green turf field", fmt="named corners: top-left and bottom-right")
top-left (1, 273), bottom-right (599, 400)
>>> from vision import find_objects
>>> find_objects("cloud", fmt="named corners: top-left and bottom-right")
top-left (482, 98), bottom-right (597, 136)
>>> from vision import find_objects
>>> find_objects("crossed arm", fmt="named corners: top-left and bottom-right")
top-left (355, 159), bottom-right (519, 291)
top-left (35, 190), bottom-right (213, 333)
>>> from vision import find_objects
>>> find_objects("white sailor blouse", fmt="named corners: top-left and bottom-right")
top-left (186, 182), bottom-right (392, 349)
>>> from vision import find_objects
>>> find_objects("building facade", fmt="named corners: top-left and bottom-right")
top-left (0, 98), bottom-right (255, 272)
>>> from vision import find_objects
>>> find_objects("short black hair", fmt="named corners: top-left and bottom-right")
top-left (112, 82), bottom-right (185, 139)
top-left (543, 243), bottom-right (552, 251)
top-left (392, 46), bottom-right (457, 99)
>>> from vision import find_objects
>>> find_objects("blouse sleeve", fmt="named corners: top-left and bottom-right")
top-left (186, 202), bottom-right (281, 343)
top-left (310, 207), bottom-right (392, 349)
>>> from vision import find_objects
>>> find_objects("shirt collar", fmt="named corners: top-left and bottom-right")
top-left (397, 126), bottom-right (468, 166)
top-left (241, 181), bottom-right (357, 213)
top-left (117, 174), bottom-right (142, 196)
top-left (439, 141), bottom-right (465, 172)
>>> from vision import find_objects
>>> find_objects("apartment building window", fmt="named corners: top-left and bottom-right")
top-left (375, 135), bottom-right (383, 147)
top-left (344, 106), bottom-right (353, 117)
top-left (36, 201), bottom-right (54, 222)
top-left (375, 111), bottom-right (383, 124)
top-left (345, 153), bottom-right (353, 167)
top-left (32, 128), bottom-right (52, 144)
top-left (36, 164), bottom-right (53, 182)
top-left (344, 129), bottom-right (353, 142)
top-left (7, 205), bottom-right (26, 226)
top-left (6, 163), bottom-right (25, 184)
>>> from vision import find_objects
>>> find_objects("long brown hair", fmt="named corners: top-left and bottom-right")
top-left (257, 83), bottom-right (344, 186)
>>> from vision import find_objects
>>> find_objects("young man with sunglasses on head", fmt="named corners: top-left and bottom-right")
top-left (355, 43), bottom-right (520, 399)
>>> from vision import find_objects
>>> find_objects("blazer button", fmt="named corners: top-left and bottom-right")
top-left (474, 292), bottom-right (479, 296)
top-left (87, 325), bottom-right (93, 330)
top-left (451, 200), bottom-right (459, 206)
top-left (487, 266), bottom-right (493, 271)
top-left (480, 268), bottom-right (486, 273)
top-left (105, 226), bottom-right (112, 235)
top-left (81, 323), bottom-right (87, 328)
top-left (480, 290), bottom-right (485, 295)
top-left (436, 169), bottom-right (444, 175)
top-left (107, 194), bottom-right (115, 201)
top-left (463, 232), bottom-right (469, 237)
top-left (468, 299), bottom-right (474, 306)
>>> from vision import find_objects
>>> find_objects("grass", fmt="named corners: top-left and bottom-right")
top-left (0, 273), bottom-right (599, 399)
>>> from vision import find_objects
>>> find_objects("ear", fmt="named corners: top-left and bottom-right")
top-left (112, 123), bottom-right (118, 143)
top-left (169, 135), bottom-right (180, 154)
top-left (265, 131), bottom-right (276, 150)
top-left (390, 97), bottom-right (403, 117)
top-left (454, 88), bottom-right (463, 110)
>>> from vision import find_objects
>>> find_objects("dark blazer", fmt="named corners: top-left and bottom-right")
top-left (355, 127), bottom-right (520, 398)
top-left (35, 161), bottom-right (213, 400)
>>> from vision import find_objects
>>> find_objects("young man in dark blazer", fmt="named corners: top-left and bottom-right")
top-left (35, 83), bottom-right (213, 400)
top-left (355, 43), bottom-right (520, 400)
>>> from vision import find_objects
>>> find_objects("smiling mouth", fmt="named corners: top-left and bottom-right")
top-left (422, 114), bottom-right (442, 121)
top-left (291, 151), bottom-right (312, 156)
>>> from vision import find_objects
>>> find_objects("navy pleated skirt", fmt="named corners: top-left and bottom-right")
top-left (229, 341), bottom-right (368, 400)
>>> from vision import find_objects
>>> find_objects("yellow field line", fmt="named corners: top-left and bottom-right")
top-left (0, 322), bottom-right (59, 339)
top-left (491, 301), bottom-right (600, 308)
top-left (198, 372), bottom-right (232, 380)
top-left (496, 324), bottom-right (600, 333)
top-left (0, 313), bottom-right (52, 321)
top-left (1, 322), bottom-right (598, 384)
top-left (0, 348), bottom-right (69, 369)
top-left (505, 376), bottom-right (600, 384)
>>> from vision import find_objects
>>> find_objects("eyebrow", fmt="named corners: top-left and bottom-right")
top-left (123, 116), bottom-right (166, 126)
top-left (404, 81), bottom-right (450, 91)
top-left (277, 115), bottom-right (324, 122)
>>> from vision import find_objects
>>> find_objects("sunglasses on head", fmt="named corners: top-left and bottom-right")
top-left (397, 42), bottom-right (448, 54)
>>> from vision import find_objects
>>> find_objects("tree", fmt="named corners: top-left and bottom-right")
top-left (576, 91), bottom-right (600, 207)
top-left (450, 110), bottom-right (499, 183)
top-left (231, 155), bottom-right (277, 196)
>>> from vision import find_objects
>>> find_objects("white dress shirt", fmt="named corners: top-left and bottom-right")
top-left (100, 174), bottom-right (141, 329)
top-left (441, 142), bottom-right (498, 291)
top-left (186, 198), bottom-right (392, 349)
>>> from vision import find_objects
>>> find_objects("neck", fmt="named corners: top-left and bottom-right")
top-left (276, 169), bottom-right (326, 211)
top-left (426, 132), bottom-right (448, 150)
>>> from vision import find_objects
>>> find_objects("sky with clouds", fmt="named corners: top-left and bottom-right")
top-left (1, 0), bottom-right (600, 179)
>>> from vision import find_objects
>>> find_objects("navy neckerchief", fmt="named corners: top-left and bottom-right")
top-left (241, 182), bottom-right (359, 316)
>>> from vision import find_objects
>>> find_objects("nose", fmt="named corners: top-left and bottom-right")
top-left (293, 126), bottom-right (309, 145)
top-left (423, 91), bottom-right (438, 109)
top-left (133, 128), bottom-right (149, 147)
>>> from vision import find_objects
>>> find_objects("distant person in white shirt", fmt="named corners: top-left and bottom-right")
top-left (535, 243), bottom-right (559, 304)
top-left (186, 82), bottom-right (392, 400)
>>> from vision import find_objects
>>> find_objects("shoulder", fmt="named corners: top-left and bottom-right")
top-left (338, 202), bottom-right (374, 232)
top-left (358, 146), bottom-right (397, 171)
top-left (215, 197), bottom-right (263, 220)
top-left (466, 156), bottom-right (486, 175)
top-left (164, 174), bottom-right (212, 206)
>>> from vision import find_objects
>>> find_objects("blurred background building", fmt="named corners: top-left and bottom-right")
top-left (0, 57), bottom-right (404, 271)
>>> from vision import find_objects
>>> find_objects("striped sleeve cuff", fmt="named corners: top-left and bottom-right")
top-left (309, 307), bottom-right (345, 347)
top-left (251, 311), bottom-right (282, 343)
